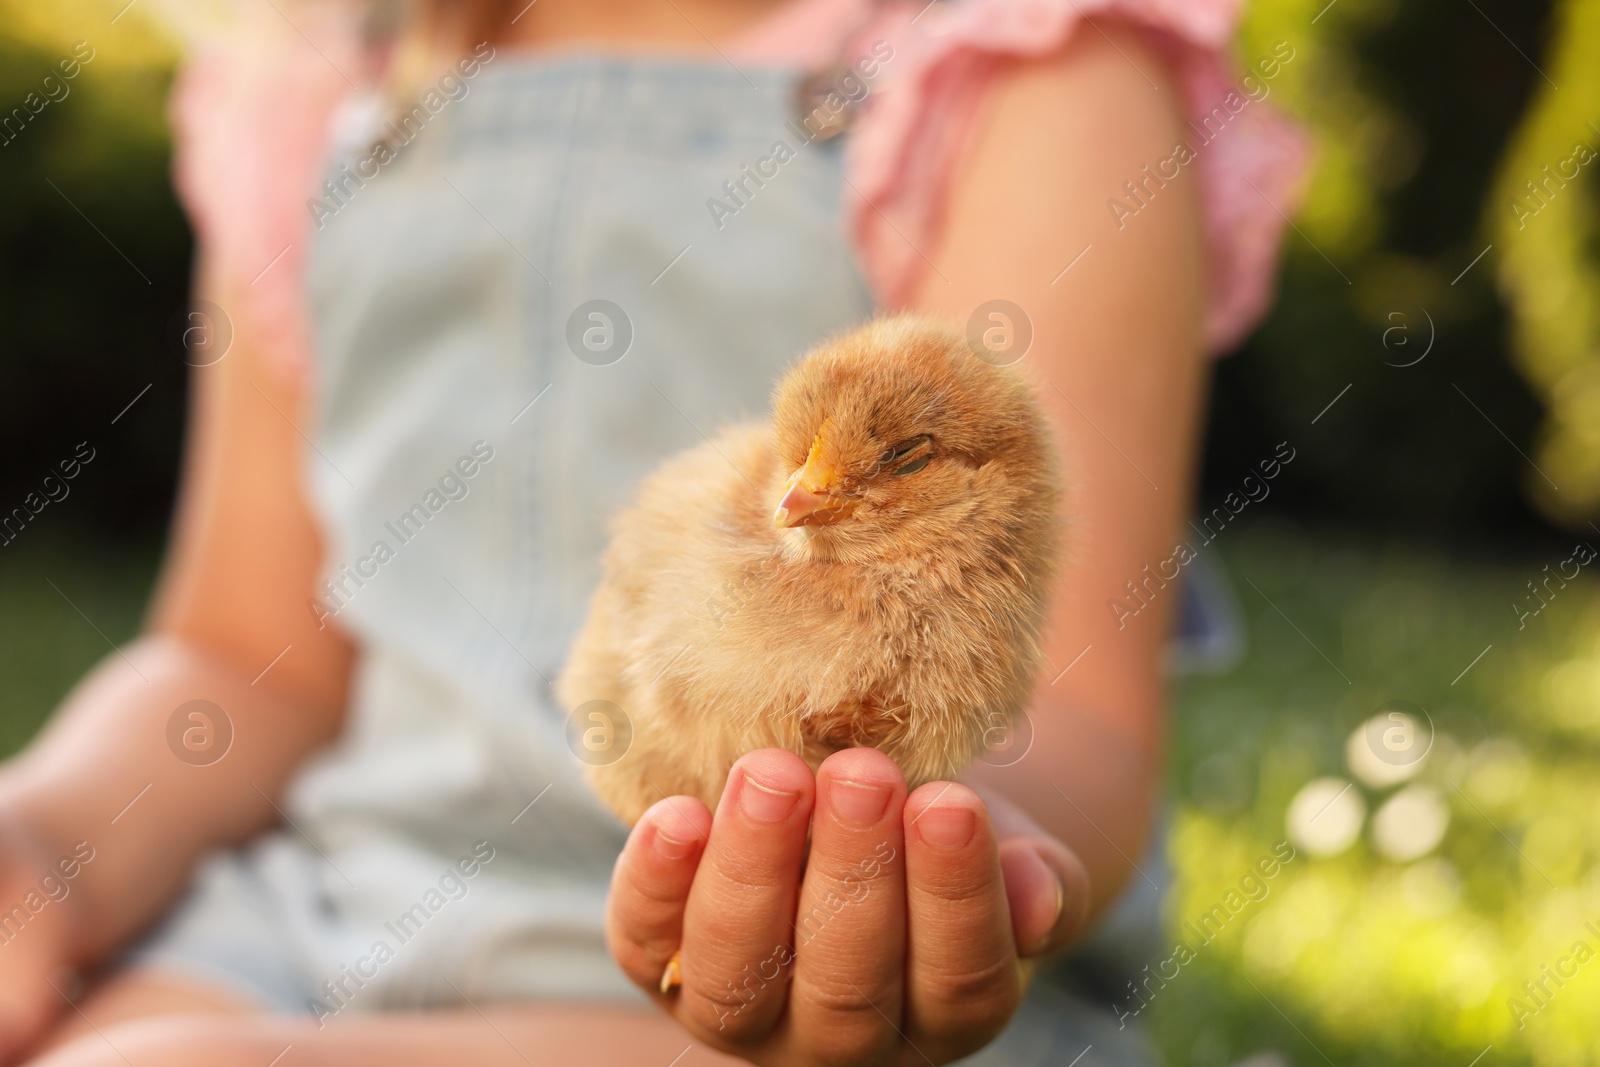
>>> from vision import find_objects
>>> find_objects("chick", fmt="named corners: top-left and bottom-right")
top-left (558, 315), bottom-right (1061, 829)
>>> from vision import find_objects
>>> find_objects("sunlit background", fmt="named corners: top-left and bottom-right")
top-left (3, 0), bottom-right (1599, 1064)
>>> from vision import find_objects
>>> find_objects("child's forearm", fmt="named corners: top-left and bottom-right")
top-left (0, 634), bottom-right (347, 964)
top-left (966, 697), bottom-right (1162, 924)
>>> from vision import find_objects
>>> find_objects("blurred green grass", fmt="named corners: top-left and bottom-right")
top-left (7, 523), bottom-right (1600, 1065)
top-left (1160, 520), bottom-right (1600, 1067)
top-left (0, 534), bottom-right (161, 756)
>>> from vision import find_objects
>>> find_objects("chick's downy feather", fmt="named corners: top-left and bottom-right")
top-left (558, 316), bottom-right (1062, 826)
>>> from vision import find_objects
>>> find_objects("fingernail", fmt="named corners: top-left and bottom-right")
top-left (738, 773), bottom-right (800, 824)
top-left (653, 821), bottom-right (696, 861)
top-left (1014, 848), bottom-right (1065, 954)
top-left (831, 779), bottom-right (891, 827)
top-left (915, 804), bottom-right (975, 849)
top-left (1039, 873), bottom-right (1066, 953)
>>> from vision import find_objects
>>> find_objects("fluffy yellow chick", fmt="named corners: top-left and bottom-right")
top-left (558, 315), bottom-right (1061, 828)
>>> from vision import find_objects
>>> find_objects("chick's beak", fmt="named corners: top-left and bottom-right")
top-left (773, 427), bottom-right (857, 528)
top-left (774, 478), bottom-right (856, 528)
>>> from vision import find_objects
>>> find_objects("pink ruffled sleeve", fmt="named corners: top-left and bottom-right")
top-left (741, 0), bottom-right (1313, 352)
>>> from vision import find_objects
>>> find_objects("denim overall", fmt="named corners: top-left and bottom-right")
top-left (133, 54), bottom-right (1159, 1064)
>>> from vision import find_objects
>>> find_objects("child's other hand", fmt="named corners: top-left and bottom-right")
top-left (606, 748), bottom-right (1088, 1065)
top-left (0, 816), bottom-right (77, 1065)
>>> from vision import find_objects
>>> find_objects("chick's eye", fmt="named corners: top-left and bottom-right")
top-left (893, 454), bottom-right (931, 476)
top-left (883, 436), bottom-right (929, 461)
top-left (879, 434), bottom-right (932, 476)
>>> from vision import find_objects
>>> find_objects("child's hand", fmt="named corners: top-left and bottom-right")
top-left (606, 748), bottom-right (1088, 1065)
top-left (0, 816), bottom-right (77, 1065)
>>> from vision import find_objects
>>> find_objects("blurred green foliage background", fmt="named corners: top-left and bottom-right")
top-left (0, 0), bottom-right (187, 536)
top-left (4, 0), bottom-right (1600, 1064)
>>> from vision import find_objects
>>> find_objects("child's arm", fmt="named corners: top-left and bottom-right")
top-left (917, 22), bottom-right (1207, 922)
top-left (605, 25), bottom-right (1207, 1066)
top-left (0, 257), bottom-right (354, 1059)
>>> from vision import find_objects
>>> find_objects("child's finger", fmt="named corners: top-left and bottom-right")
top-left (785, 747), bottom-right (907, 1065)
top-left (902, 782), bottom-right (1024, 1061)
top-left (606, 795), bottom-right (712, 996)
top-left (979, 787), bottom-right (1090, 958)
top-left (676, 749), bottom-right (813, 1045)
top-left (998, 835), bottom-right (1088, 959)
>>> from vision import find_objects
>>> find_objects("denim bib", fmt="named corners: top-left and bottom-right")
top-left (293, 55), bottom-right (873, 1008)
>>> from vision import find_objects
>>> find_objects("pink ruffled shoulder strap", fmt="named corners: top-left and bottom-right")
top-left (173, 0), bottom-right (1310, 378)
top-left (167, 2), bottom-right (372, 384)
top-left (735, 0), bottom-right (1313, 351)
